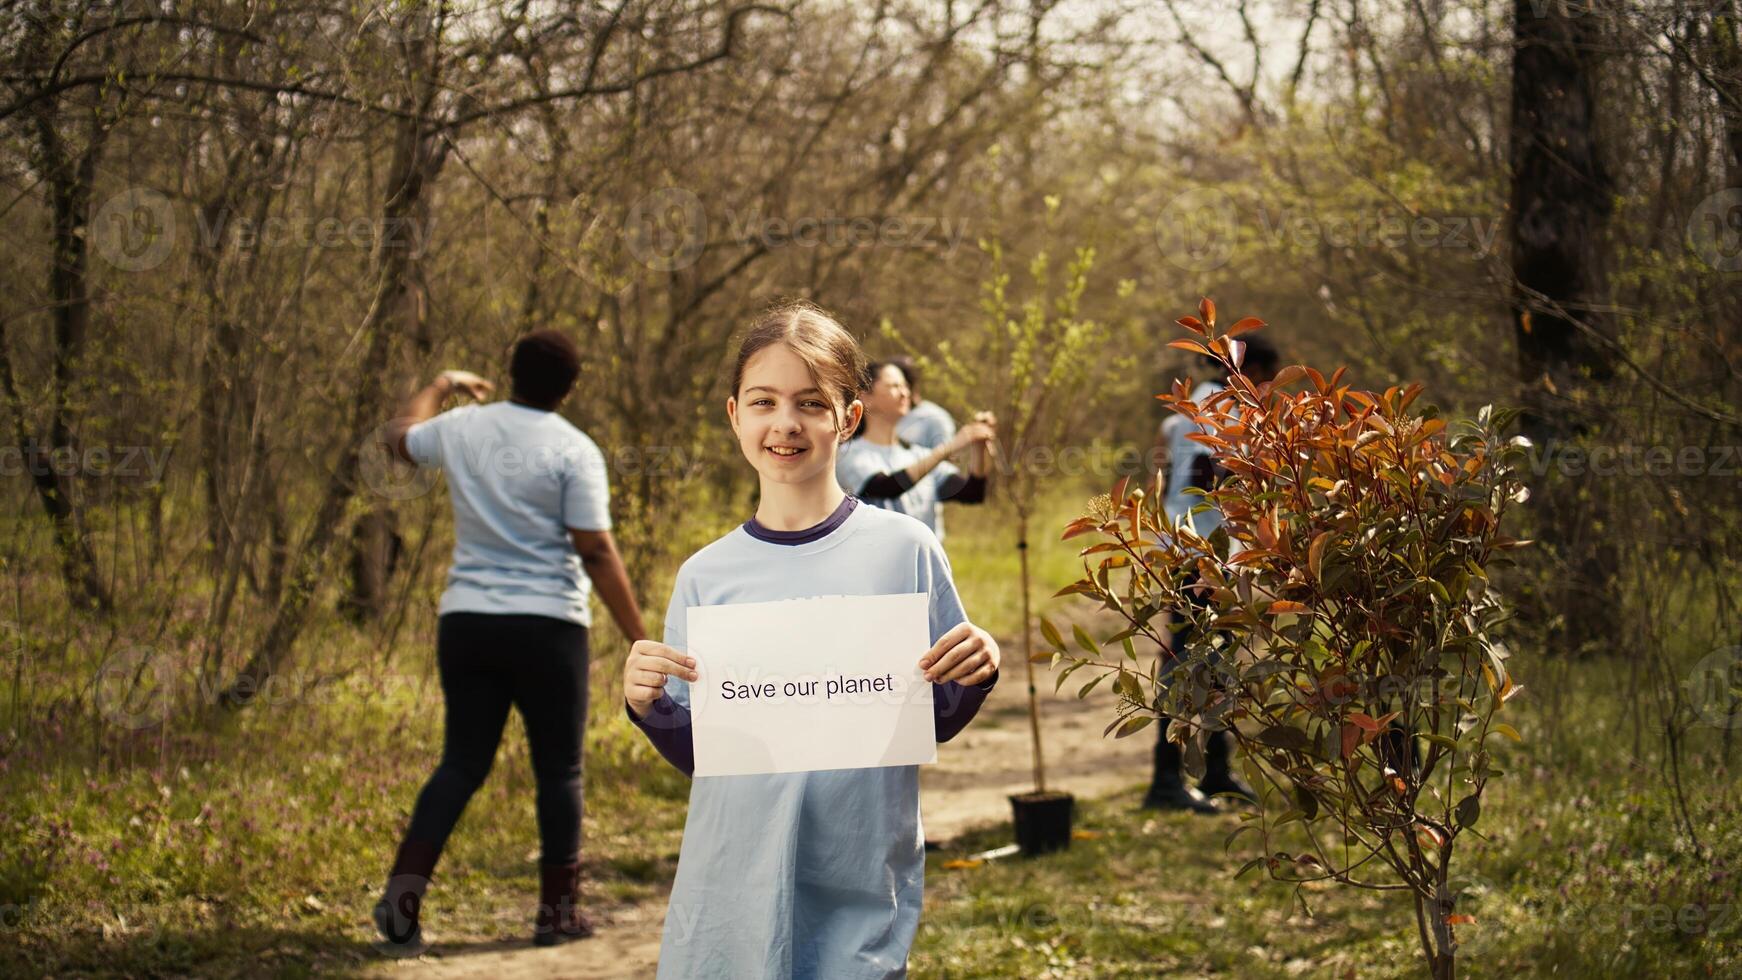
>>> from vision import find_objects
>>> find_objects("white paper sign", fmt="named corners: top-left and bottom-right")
top-left (686, 593), bottom-right (936, 777)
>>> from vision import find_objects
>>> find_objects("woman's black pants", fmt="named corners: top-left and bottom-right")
top-left (399, 612), bottom-right (589, 870)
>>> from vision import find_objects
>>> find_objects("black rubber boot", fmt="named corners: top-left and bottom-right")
top-left (1197, 728), bottom-right (1257, 806)
top-left (1141, 717), bottom-right (1220, 814)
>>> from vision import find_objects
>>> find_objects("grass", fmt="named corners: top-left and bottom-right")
top-left (916, 650), bottom-right (1742, 979)
top-left (2, 479), bottom-right (1738, 977)
top-left (0, 676), bottom-right (692, 977)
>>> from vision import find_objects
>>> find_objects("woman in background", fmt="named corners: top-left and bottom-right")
top-left (836, 360), bottom-right (995, 539)
top-left (373, 330), bottom-right (648, 952)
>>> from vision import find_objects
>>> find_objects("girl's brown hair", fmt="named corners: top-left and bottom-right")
top-left (731, 300), bottom-right (867, 437)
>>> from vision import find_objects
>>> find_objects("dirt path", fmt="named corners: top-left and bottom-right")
top-left (362, 673), bottom-right (1148, 978)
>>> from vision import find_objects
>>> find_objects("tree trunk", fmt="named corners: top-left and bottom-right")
top-left (218, 72), bottom-right (449, 708)
top-left (25, 104), bottom-right (111, 614)
top-left (1703, 2), bottom-right (1742, 356)
top-left (340, 506), bottom-right (404, 624)
top-left (1018, 512), bottom-right (1047, 793)
top-left (340, 167), bottom-right (430, 622)
top-left (1508, 0), bottom-right (1619, 654)
top-left (1417, 894), bottom-right (1456, 980)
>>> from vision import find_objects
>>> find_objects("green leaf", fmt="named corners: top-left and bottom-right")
top-left (1257, 725), bottom-right (1312, 754)
top-left (1072, 624), bottom-right (1099, 657)
top-left (1224, 823), bottom-right (1260, 851)
top-left (1491, 723), bottom-right (1522, 743)
top-left (1114, 714), bottom-right (1155, 738)
top-left (1294, 783), bottom-right (1320, 821)
top-left (1428, 578), bottom-right (1452, 605)
top-left (1053, 661), bottom-right (1083, 694)
top-left (1078, 673), bottom-right (1107, 699)
top-left (1039, 617), bottom-right (1064, 650)
top-left (1243, 660), bottom-right (1293, 681)
top-left (1110, 670), bottom-right (1137, 701)
top-left (1455, 795), bottom-right (1480, 828)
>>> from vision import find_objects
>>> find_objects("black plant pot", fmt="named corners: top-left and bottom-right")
top-left (1009, 790), bottom-right (1074, 856)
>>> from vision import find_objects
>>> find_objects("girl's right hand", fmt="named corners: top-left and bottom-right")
top-left (625, 640), bottom-right (699, 718)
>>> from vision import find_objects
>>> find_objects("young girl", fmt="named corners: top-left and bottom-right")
top-left (624, 302), bottom-right (1001, 978)
top-left (836, 360), bottom-right (996, 539)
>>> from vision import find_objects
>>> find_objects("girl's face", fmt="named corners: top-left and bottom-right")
top-left (728, 344), bottom-right (862, 488)
top-left (862, 364), bottom-right (912, 421)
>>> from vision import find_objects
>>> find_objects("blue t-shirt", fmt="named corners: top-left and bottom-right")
top-left (1161, 379), bottom-right (1226, 538)
top-left (405, 401), bottom-right (612, 626)
top-left (895, 399), bottom-right (956, 450)
top-left (650, 503), bottom-right (971, 979)
top-left (835, 438), bottom-right (959, 537)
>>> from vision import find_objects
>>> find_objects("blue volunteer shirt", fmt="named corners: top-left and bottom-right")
top-left (631, 501), bottom-right (993, 979)
top-left (404, 401), bottom-right (612, 626)
top-left (1161, 379), bottom-right (1226, 538)
top-left (894, 399), bottom-right (956, 450)
top-left (835, 438), bottom-right (958, 537)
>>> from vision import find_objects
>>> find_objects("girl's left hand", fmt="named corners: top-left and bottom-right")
top-left (920, 622), bottom-right (1000, 686)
